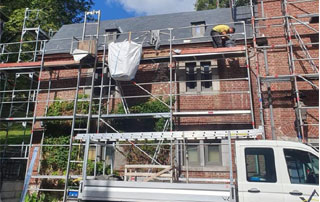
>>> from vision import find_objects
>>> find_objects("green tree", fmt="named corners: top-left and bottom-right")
top-left (0, 0), bottom-right (94, 43)
top-left (195, 0), bottom-right (250, 10)
top-left (195, 0), bottom-right (229, 10)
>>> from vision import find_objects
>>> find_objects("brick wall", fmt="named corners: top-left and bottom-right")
top-left (255, 0), bottom-right (319, 141)
top-left (26, 0), bottom-right (319, 180)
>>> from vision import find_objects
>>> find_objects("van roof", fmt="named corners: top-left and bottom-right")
top-left (235, 140), bottom-right (317, 154)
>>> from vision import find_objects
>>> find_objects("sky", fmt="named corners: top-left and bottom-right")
top-left (92, 0), bottom-right (197, 20)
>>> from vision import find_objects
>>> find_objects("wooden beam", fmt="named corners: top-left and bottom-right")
top-left (143, 167), bottom-right (172, 182)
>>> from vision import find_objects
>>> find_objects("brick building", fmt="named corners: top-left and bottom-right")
top-left (0, 0), bottom-right (318, 198)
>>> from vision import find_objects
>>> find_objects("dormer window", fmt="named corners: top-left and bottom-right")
top-left (191, 21), bottom-right (206, 37)
top-left (105, 27), bottom-right (122, 44)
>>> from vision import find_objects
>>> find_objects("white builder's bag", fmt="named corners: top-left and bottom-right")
top-left (108, 41), bottom-right (142, 81)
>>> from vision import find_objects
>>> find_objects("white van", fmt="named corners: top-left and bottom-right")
top-left (236, 140), bottom-right (318, 202)
top-left (78, 140), bottom-right (319, 202)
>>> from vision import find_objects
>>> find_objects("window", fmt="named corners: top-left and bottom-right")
top-left (186, 62), bottom-right (197, 92)
top-left (284, 149), bottom-right (319, 185)
top-left (245, 148), bottom-right (277, 183)
top-left (201, 62), bottom-right (212, 90)
top-left (187, 144), bottom-right (200, 166)
top-left (105, 28), bottom-right (121, 44)
top-left (106, 31), bottom-right (118, 44)
top-left (310, 16), bottom-right (319, 23)
top-left (191, 21), bottom-right (206, 37)
top-left (205, 142), bottom-right (221, 165)
top-left (185, 140), bottom-right (221, 167)
top-left (182, 60), bottom-right (218, 93)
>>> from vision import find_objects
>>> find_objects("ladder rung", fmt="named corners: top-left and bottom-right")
top-left (70, 160), bottom-right (83, 163)
top-left (74, 128), bottom-right (87, 131)
top-left (78, 98), bottom-right (90, 102)
top-left (66, 198), bottom-right (79, 201)
top-left (293, 58), bottom-right (318, 61)
top-left (85, 22), bottom-right (99, 25)
top-left (81, 73), bottom-right (93, 76)
top-left (76, 114), bottom-right (88, 117)
top-left (31, 175), bottom-right (65, 179)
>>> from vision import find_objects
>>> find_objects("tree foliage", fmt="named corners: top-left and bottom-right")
top-left (195, 0), bottom-right (229, 10)
top-left (0, 0), bottom-right (94, 42)
top-left (195, 0), bottom-right (250, 10)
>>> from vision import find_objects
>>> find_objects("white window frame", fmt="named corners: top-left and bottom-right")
top-left (184, 140), bottom-right (222, 167)
top-left (106, 31), bottom-right (118, 44)
top-left (204, 141), bottom-right (222, 166)
top-left (184, 61), bottom-right (215, 93)
top-left (191, 21), bottom-right (206, 38)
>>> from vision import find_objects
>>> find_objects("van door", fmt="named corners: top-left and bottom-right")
top-left (281, 148), bottom-right (319, 202)
top-left (236, 146), bottom-right (284, 202)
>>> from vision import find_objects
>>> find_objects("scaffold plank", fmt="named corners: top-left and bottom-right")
top-left (0, 110), bottom-right (252, 122)
top-left (173, 50), bottom-right (246, 61)
top-left (0, 60), bottom-right (80, 71)
top-left (178, 46), bottom-right (245, 55)
top-left (260, 73), bottom-right (319, 83)
top-left (0, 113), bottom-right (171, 121)
top-left (174, 110), bottom-right (251, 116)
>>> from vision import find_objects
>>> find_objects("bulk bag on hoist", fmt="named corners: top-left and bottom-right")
top-left (108, 41), bottom-right (142, 81)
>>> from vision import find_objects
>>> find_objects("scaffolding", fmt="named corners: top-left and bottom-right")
top-left (0, 1), bottom-right (318, 201)
top-left (18, 8), bottom-right (49, 63)
top-left (249, 0), bottom-right (319, 142)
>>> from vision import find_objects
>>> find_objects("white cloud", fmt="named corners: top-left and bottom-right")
top-left (106, 0), bottom-right (197, 15)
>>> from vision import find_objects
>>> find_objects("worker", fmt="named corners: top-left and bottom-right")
top-left (210, 25), bottom-right (235, 48)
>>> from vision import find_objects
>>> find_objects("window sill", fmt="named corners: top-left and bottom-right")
top-left (184, 91), bottom-right (214, 94)
top-left (184, 91), bottom-right (199, 94)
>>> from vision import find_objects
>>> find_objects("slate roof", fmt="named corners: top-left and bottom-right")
top-left (46, 6), bottom-right (255, 54)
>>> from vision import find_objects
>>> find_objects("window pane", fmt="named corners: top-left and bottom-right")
top-left (191, 22), bottom-right (205, 37)
top-left (106, 31), bottom-right (117, 44)
top-left (201, 62), bottom-right (212, 90)
top-left (284, 149), bottom-right (319, 185)
top-left (245, 148), bottom-right (277, 183)
top-left (310, 154), bottom-right (319, 176)
top-left (207, 145), bottom-right (220, 164)
top-left (195, 27), bottom-right (201, 35)
top-left (186, 62), bottom-right (197, 91)
top-left (187, 145), bottom-right (199, 164)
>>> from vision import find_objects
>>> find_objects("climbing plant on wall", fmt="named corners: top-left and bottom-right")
top-left (112, 98), bottom-right (173, 165)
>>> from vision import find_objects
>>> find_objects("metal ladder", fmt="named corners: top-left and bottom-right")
top-left (63, 10), bottom-right (101, 202)
top-left (20, 42), bottom-right (47, 195)
top-left (18, 8), bottom-right (49, 62)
